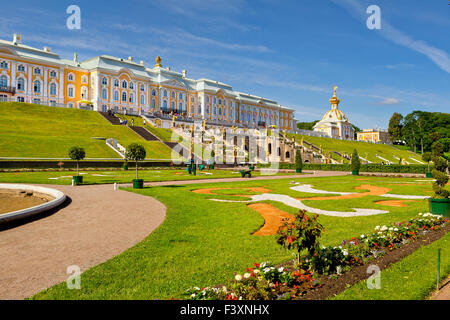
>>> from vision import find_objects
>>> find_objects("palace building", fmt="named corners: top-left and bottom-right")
top-left (313, 85), bottom-right (355, 140)
top-left (0, 34), bottom-right (297, 131)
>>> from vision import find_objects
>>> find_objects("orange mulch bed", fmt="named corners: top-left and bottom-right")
top-left (248, 203), bottom-right (294, 236)
top-left (297, 184), bottom-right (391, 201)
top-left (191, 187), bottom-right (271, 197)
top-left (374, 199), bottom-right (419, 207)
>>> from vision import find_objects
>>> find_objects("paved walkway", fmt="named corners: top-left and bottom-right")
top-left (0, 184), bottom-right (166, 300)
top-left (431, 276), bottom-right (450, 300)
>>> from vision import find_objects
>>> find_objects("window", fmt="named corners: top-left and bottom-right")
top-left (171, 101), bottom-right (175, 111)
top-left (152, 99), bottom-right (156, 108)
top-left (171, 91), bottom-right (175, 99)
top-left (81, 75), bottom-right (88, 84)
top-left (198, 106), bottom-right (201, 114)
top-left (102, 88), bottom-right (108, 100)
top-left (163, 100), bottom-right (167, 110)
top-left (68, 103), bottom-right (74, 108)
top-left (67, 86), bottom-right (74, 97)
top-left (152, 89), bottom-right (156, 96)
top-left (140, 95), bottom-right (145, 105)
top-left (0, 76), bottom-right (7, 87)
top-left (17, 78), bottom-right (24, 90)
top-left (102, 77), bottom-right (108, 85)
top-left (219, 99), bottom-right (222, 105)
top-left (18, 65), bottom-right (25, 72)
top-left (0, 61), bottom-right (8, 69)
top-left (33, 98), bottom-right (41, 104)
top-left (33, 80), bottom-right (41, 93)
top-left (50, 83), bottom-right (57, 95)
top-left (214, 97), bottom-right (217, 104)
top-left (34, 68), bottom-right (41, 75)
top-left (50, 70), bottom-right (57, 78)
top-left (206, 96), bottom-right (210, 103)
top-left (122, 92), bottom-right (127, 102)
top-left (129, 82), bottom-right (134, 90)
top-left (140, 84), bottom-right (144, 92)
top-left (50, 100), bottom-right (56, 107)
top-left (129, 93), bottom-right (134, 103)
top-left (122, 80), bottom-right (127, 89)
top-left (218, 107), bottom-right (222, 115)
top-left (114, 79), bottom-right (119, 87)
top-left (214, 107), bottom-right (216, 115)
top-left (68, 73), bottom-right (74, 81)
top-left (178, 103), bottom-right (182, 113)
top-left (114, 91), bottom-right (119, 101)
top-left (17, 97), bottom-right (25, 102)
top-left (163, 90), bottom-right (167, 97)
top-left (179, 93), bottom-right (183, 100)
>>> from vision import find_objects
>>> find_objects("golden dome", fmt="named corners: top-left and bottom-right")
top-left (329, 85), bottom-right (340, 106)
top-left (155, 56), bottom-right (162, 68)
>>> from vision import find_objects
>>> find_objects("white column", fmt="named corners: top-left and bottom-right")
top-left (10, 61), bottom-right (16, 87)
top-left (59, 67), bottom-right (64, 104)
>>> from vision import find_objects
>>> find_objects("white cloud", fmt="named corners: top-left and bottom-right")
top-left (331, 0), bottom-right (450, 74)
top-left (372, 98), bottom-right (401, 105)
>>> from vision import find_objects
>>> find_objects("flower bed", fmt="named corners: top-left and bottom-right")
top-left (182, 213), bottom-right (448, 300)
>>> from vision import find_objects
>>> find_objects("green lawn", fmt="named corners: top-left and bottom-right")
top-left (30, 175), bottom-right (436, 300)
top-left (288, 133), bottom-right (422, 164)
top-left (0, 168), bottom-right (302, 185)
top-left (0, 102), bottom-right (173, 159)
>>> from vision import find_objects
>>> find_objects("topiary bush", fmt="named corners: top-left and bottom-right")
top-left (431, 156), bottom-right (449, 199)
top-left (68, 146), bottom-right (85, 176)
top-left (351, 149), bottom-right (361, 173)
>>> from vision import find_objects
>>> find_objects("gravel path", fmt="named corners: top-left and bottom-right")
top-left (0, 184), bottom-right (166, 300)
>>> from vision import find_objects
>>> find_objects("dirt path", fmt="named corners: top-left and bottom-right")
top-left (0, 184), bottom-right (166, 300)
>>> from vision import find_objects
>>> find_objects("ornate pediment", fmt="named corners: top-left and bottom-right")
top-left (161, 78), bottom-right (187, 89)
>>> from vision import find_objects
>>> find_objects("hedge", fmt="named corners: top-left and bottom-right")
top-left (259, 163), bottom-right (431, 173)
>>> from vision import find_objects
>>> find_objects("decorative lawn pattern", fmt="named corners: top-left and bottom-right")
top-left (31, 175), bottom-right (433, 300)
top-left (0, 102), bottom-right (173, 159)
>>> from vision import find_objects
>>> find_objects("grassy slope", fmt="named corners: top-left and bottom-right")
top-left (288, 133), bottom-right (421, 164)
top-left (332, 231), bottom-right (450, 300)
top-left (32, 175), bottom-right (433, 299)
top-left (0, 102), bottom-right (173, 159)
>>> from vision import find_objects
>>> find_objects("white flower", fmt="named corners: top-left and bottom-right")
top-left (278, 267), bottom-right (284, 273)
top-left (263, 267), bottom-right (271, 273)
top-left (191, 293), bottom-right (196, 298)
top-left (342, 249), bottom-right (348, 256)
top-left (194, 287), bottom-right (200, 291)
top-left (360, 234), bottom-right (365, 239)
top-left (394, 228), bottom-right (398, 232)
top-left (375, 226), bottom-right (380, 230)
top-left (260, 262), bottom-right (267, 268)
top-left (235, 274), bottom-right (242, 281)
top-left (243, 272), bottom-right (251, 279)
top-left (380, 226), bottom-right (387, 231)
top-left (418, 213), bottom-right (423, 216)
top-left (389, 227), bottom-right (393, 231)
top-left (336, 266), bottom-right (342, 275)
top-left (254, 269), bottom-right (260, 274)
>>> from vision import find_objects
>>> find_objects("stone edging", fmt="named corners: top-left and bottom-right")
top-left (0, 183), bottom-right (66, 223)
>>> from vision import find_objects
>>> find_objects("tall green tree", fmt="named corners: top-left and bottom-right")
top-left (125, 143), bottom-right (146, 180)
top-left (68, 146), bottom-right (85, 176)
top-left (388, 112), bottom-right (403, 142)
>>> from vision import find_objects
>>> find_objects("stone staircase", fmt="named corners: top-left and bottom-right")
top-left (129, 126), bottom-right (159, 141)
top-left (98, 111), bottom-right (121, 125)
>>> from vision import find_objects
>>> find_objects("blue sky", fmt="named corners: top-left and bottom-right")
top-left (1, 0), bottom-right (448, 129)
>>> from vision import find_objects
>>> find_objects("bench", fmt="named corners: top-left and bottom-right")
top-left (240, 170), bottom-right (252, 178)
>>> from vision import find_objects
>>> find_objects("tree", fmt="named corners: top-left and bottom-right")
top-left (297, 120), bottom-right (319, 131)
top-left (388, 112), bottom-right (403, 142)
top-left (422, 152), bottom-right (432, 172)
top-left (125, 143), bottom-right (146, 180)
top-left (431, 141), bottom-right (444, 158)
top-left (295, 148), bottom-right (303, 173)
top-left (351, 149), bottom-right (361, 172)
top-left (68, 146), bottom-right (85, 176)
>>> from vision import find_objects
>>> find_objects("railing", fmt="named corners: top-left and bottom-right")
top-left (106, 138), bottom-right (126, 158)
top-left (0, 86), bottom-right (15, 94)
top-left (0, 96), bottom-right (67, 107)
